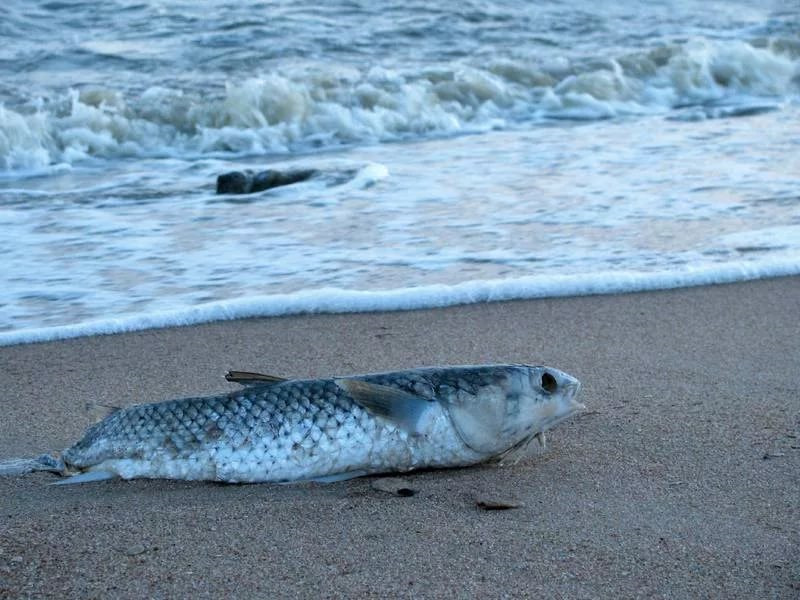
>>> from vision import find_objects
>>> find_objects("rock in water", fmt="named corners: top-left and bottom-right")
top-left (216, 170), bottom-right (251, 194)
top-left (216, 168), bottom-right (318, 194)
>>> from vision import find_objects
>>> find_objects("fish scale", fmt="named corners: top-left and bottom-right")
top-left (4, 364), bottom-right (583, 484)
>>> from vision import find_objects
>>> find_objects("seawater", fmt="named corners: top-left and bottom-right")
top-left (1, 1), bottom-right (798, 345)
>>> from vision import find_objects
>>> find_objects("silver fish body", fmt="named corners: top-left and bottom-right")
top-left (59, 364), bottom-right (583, 483)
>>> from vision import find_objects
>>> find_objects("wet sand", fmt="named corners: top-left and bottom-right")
top-left (1, 277), bottom-right (798, 598)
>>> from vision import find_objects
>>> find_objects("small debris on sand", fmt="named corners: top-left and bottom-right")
top-left (370, 477), bottom-right (416, 497)
top-left (475, 497), bottom-right (524, 510)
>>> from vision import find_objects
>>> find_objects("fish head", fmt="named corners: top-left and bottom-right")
top-left (445, 365), bottom-right (583, 457)
top-left (521, 365), bottom-right (583, 433)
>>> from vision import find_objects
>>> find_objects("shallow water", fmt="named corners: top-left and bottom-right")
top-left (1, 1), bottom-right (798, 342)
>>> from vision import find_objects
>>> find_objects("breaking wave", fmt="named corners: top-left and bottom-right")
top-left (2, 37), bottom-right (798, 171)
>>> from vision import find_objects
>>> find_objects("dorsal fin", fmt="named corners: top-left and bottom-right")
top-left (225, 370), bottom-right (289, 386)
top-left (85, 402), bottom-right (121, 424)
top-left (334, 379), bottom-right (433, 435)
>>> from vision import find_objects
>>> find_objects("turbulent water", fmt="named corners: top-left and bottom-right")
top-left (1, 1), bottom-right (798, 344)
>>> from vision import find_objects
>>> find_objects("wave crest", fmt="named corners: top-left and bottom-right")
top-left (1, 37), bottom-right (797, 171)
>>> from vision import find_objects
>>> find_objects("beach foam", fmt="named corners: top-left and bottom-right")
top-left (2, 258), bottom-right (798, 346)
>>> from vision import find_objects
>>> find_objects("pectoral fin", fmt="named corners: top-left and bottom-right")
top-left (335, 379), bottom-right (432, 435)
top-left (493, 432), bottom-right (545, 466)
top-left (225, 371), bottom-right (288, 386)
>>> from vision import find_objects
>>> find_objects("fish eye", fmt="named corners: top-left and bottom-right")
top-left (541, 372), bottom-right (558, 393)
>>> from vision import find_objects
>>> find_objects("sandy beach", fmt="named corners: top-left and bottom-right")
top-left (1, 277), bottom-right (798, 598)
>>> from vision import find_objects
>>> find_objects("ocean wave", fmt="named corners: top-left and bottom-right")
top-left (2, 258), bottom-right (799, 347)
top-left (1, 37), bottom-right (798, 171)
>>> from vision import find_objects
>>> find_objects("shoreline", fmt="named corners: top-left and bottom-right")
top-left (1, 277), bottom-right (798, 597)
top-left (4, 265), bottom-right (800, 348)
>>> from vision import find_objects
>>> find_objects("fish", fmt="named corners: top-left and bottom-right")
top-left (4, 364), bottom-right (583, 485)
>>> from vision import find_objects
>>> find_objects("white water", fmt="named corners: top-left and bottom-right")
top-left (1, 1), bottom-right (799, 345)
top-left (2, 37), bottom-right (798, 170)
top-left (2, 259), bottom-right (799, 347)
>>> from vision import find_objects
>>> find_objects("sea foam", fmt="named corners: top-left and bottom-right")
top-left (2, 259), bottom-right (798, 347)
top-left (1, 37), bottom-right (797, 171)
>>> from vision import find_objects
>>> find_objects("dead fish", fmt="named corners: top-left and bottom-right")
top-left (5, 364), bottom-right (582, 485)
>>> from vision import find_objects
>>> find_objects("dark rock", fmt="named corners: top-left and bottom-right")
top-left (216, 171), bottom-right (252, 194)
top-left (251, 169), bottom-right (317, 192)
top-left (370, 477), bottom-right (417, 497)
top-left (216, 168), bottom-right (318, 194)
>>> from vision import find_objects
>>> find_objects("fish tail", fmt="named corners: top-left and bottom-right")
top-left (0, 453), bottom-right (119, 485)
top-left (0, 453), bottom-right (67, 477)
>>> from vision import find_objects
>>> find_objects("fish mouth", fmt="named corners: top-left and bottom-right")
top-left (564, 379), bottom-right (581, 401)
top-left (560, 378), bottom-right (583, 409)
top-left (565, 383), bottom-right (585, 417)
top-left (536, 381), bottom-right (584, 432)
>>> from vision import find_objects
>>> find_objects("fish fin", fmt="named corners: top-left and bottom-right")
top-left (335, 379), bottom-right (432, 435)
top-left (225, 370), bottom-right (289, 386)
top-left (52, 470), bottom-right (117, 485)
top-left (278, 470), bottom-right (369, 485)
top-left (494, 435), bottom-right (536, 466)
top-left (494, 432), bottom-right (548, 466)
top-left (0, 454), bottom-right (65, 476)
top-left (85, 402), bottom-right (121, 423)
top-left (308, 470), bottom-right (369, 483)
